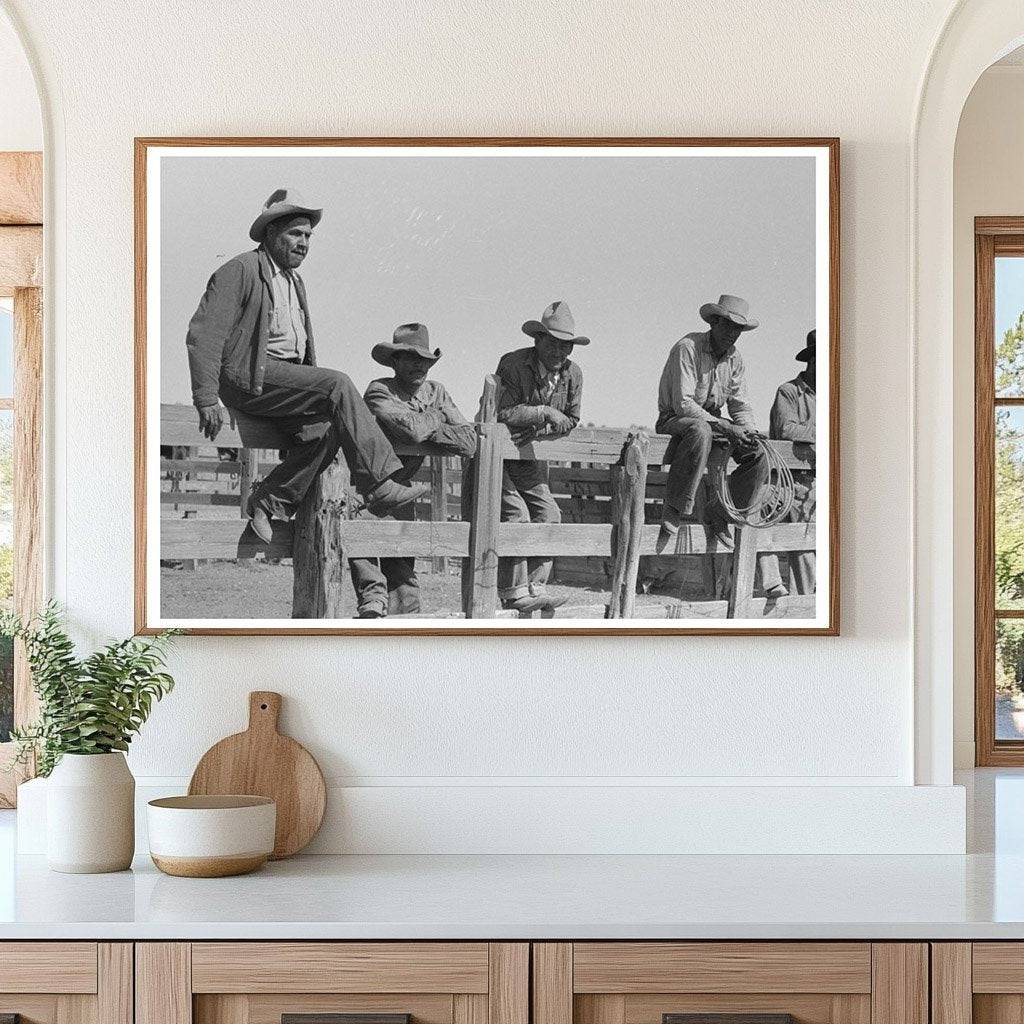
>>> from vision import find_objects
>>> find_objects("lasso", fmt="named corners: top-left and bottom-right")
top-left (712, 436), bottom-right (795, 528)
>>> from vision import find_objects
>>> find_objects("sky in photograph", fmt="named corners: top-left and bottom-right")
top-left (158, 150), bottom-right (819, 428)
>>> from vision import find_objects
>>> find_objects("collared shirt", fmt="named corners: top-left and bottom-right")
top-left (495, 347), bottom-right (583, 439)
top-left (266, 257), bottom-right (307, 362)
top-left (769, 372), bottom-right (816, 442)
top-left (363, 377), bottom-right (477, 479)
top-left (657, 330), bottom-right (755, 428)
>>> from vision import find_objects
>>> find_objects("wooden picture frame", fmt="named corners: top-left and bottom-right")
top-left (135, 137), bottom-right (840, 636)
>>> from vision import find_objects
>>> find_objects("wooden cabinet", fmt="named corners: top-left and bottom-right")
top-left (136, 943), bottom-right (528, 1024)
top-left (930, 943), bottom-right (1024, 1024)
top-left (0, 942), bottom-right (132, 1024)
top-left (0, 938), bottom-right (940, 1024)
top-left (532, 943), bottom-right (928, 1024)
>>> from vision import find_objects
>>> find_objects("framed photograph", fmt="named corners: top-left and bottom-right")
top-left (135, 137), bottom-right (838, 635)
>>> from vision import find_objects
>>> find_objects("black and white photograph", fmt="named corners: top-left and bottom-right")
top-left (136, 139), bottom-right (838, 634)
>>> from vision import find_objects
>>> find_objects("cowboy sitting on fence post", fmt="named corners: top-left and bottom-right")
top-left (184, 188), bottom-right (428, 544)
top-left (494, 300), bottom-right (589, 614)
top-left (352, 323), bottom-right (477, 618)
top-left (656, 293), bottom-right (769, 549)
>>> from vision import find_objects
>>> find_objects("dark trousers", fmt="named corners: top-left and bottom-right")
top-left (349, 556), bottom-right (419, 616)
top-left (497, 460), bottom-right (561, 600)
top-left (220, 358), bottom-right (403, 516)
top-left (758, 475), bottom-right (816, 594)
top-left (349, 502), bottom-right (420, 616)
top-left (659, 415), bottom-right (768, 519)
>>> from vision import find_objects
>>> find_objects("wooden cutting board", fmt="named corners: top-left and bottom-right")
top-left (188, 691), bottom-right (326, 859)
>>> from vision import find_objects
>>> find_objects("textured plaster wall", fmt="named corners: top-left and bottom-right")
top-left (2, 0), bottom-right (960, 796)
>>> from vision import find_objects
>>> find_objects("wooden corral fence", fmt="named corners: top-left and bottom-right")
top-left (159, 377), bottom-right (816, 620)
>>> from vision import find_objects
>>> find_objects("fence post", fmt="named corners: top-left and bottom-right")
top-left (239, 447), bottom-right (259, 519)
top-left (462, 375), bottom-right (502, 618)
top-left (726, 525), bottom-right (758, 619)
top-left (237, 447), bottom-right (260, 567)
top-left (430, 454), bottom-right (448, 574)
top-left (292, 455), bottom-right (349, 618)
top-left (607, 431), bottom-right (650, 619)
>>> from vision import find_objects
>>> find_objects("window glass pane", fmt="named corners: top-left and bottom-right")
top-left (0, 300), bottom-right (11, 399)
top-left (998, 620), bottom-right (1024, 740)
top-left (996, 257), bottom-right (1024, 396)
top-left (0, 409), bottom-right (11, 742)
top-left (997, 407), bottom-right (1024, 610)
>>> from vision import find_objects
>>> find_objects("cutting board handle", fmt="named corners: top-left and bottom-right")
top-left (248, 691), bottom-right (282, 734)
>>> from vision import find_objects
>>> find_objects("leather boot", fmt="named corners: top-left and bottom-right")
top-left (246, 494), bottom-right (275, 544)
top-left (365, 477), bottom-right (430, 515)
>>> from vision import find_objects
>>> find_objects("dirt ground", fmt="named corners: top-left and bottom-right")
top-left (159, 559), bottom-right (687, 620)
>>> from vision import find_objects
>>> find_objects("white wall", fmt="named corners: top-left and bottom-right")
top-left (952, 65), bottom-right (1024, 768)
top-left (0, 8), bottom-right (39, 151)
top-left (1, 0), bottom-right (973, 851)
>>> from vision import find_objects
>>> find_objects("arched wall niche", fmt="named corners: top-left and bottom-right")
top-left (914, 0), bottom-right (1024, 785)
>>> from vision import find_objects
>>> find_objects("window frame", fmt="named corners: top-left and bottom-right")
top-left (0, 151), bottom-right (43, 806)
top-left (975, 218), bottom-right (1024, 765)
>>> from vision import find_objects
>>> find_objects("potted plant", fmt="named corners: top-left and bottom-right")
top-left (2, 603), bottom-right (178, 873)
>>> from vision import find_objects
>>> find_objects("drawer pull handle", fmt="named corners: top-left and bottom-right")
top-left (283, 1016), bottom-right (411, 1024)
top-left (665, 1016), bottom-right (796, 1024)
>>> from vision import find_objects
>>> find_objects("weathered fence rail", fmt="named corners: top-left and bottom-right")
top-left (158, 379), bottom-right (816, 620)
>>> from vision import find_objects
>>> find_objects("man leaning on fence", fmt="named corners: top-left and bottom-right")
top-left (494, 301), bottom-right (589, 615)
top-left (351, 323), bottom-right (477, 618)
top-left (759, 328), bottom-right (817, 598)
top-left (184, 188), bottom-right (428, 545)
top-left (656, 293), bottom-right (769, 550)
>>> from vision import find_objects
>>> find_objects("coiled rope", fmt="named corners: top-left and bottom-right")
top-left (712, 436), bottom-right (795, 528)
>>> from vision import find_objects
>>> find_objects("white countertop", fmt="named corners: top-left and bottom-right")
top-left (1, 769), bottom-right (1022, 941)
top-left (1, 849), bottom-right (1023, 940)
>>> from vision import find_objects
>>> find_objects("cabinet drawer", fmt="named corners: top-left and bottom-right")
top-left (139, 942), bottom-right (528, 1024)
top-left (572, 943), bottom-right (872, 994)
top-left (191, 943), bottom-right (490, 993)
top-left (0, 942), bottom-right (130, 1024)
top-left (0, 942), bottom-right (98, 993)
top-left (534, 943), bottom-right (925, 1024)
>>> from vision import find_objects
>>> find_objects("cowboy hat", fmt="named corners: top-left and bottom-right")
top-left (249, 188), bottom-right (323, 242)
top-left (521, 300), bottom-right (590, 346)
top-left (796, 328), bottom-right (816, 362)
top-left (371, 323), bottom-right (442, 367)
top-left (698, 294), bottom-right (759, 331)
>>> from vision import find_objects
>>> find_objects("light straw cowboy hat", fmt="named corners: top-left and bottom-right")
top-left (521, 300), bottom-right (591, 346)
top-left (249, 188), bottom-right (323, 242)
top-left (371, 323), bottom-right (442, 367)
top-left (796, 329), bottom-right (816, 362)
top-left (698, 294), bottom-right (759, 331)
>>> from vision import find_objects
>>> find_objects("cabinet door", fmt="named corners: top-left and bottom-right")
top-left (534, 943), bottom-right (927, 1024)
top-left (137, 942), bottom-right (528, 1024)
top-left (0, 942), bottom-right (132, 1024)
top-left (936, 943), bottom-right (1024, 1024)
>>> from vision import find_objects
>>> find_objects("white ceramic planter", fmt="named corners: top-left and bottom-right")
top-left (46, 752), bottom-right (135, 873)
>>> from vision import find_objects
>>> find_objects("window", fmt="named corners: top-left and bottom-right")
top-left (0, 299), bottom-right (11, 744)
top-left (976, 221), bottom-right (1024, 764)
top-left (0, 148), bottom-right (43, 804)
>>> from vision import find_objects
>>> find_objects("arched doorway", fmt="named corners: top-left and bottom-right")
top-left (914, 0), bottom-right (1024, 784)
